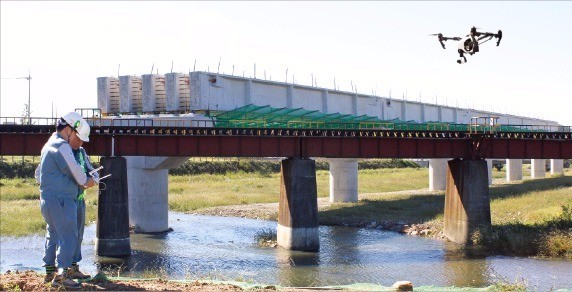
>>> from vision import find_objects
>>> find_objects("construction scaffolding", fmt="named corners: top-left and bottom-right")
top-left (212, 104), bottom-right (547, 133)
top-left (212, 104), bottom-right (386, 130)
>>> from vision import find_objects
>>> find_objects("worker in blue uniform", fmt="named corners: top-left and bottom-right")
top-left (36, 112), bottom-right (96, 289)
top-left (69, 128), bottom-right (99, 280)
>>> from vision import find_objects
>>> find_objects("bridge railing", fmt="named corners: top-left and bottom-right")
top-left (1, 116), bottom-right (570, 134)
top-left (0, 117), bottom-right (59, 126)
top-left (0, 117), bottom-right (215, 128)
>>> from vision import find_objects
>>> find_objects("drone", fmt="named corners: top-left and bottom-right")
top-left (430, 26), bottom-right (502, 64)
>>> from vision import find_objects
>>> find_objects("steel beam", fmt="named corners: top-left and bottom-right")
top-left (1, 126), bottom-right (571, 159)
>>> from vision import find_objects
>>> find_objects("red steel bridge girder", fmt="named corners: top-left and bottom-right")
top-left (2, 132), bottom-right (571, 159)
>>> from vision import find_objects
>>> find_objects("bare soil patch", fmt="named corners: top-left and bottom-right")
top-left (0, 270), bottom-right (344, 291)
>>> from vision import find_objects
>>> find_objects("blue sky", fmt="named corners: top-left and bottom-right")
top-left (1, 1), bottom-right (571, 125)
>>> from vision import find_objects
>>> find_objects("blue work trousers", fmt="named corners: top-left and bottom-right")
top-left (40, 198), bottom-right (78, 269)
top-left (73, 199), bottom-right (86, 263)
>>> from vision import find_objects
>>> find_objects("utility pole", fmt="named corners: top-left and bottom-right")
top-left (1, 70), bottom-right (31, 121)
top-left (26, 70), bottom-right (31, 121)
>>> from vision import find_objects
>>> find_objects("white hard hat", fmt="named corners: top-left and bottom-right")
top-left (62, 112), bottom-right (90, 142)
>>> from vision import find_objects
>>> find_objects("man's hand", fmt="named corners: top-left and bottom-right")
top-left (83, 177), bottom-right (96, 189)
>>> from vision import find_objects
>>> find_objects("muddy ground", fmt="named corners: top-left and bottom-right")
top-left (0, 270), bottom-right (362, 291)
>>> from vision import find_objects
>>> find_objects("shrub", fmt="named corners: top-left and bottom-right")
top-left (169, 158), bottom-right (418, 176)
top-left (0, 160), bottom-right (38, 179)
top-left (0, 157), bottom-right (419, 178)
top-left (471, 205), bottom-right (572, 258)
top-left (254, 228), bottom-right (277, 247)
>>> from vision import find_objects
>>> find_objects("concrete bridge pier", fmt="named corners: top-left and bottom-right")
top-left (531, 159), bottom-right (546, 179)
top-left (277, 158), bottom-right (319, 251)
top-left (444, 159), bottom-right (491, 244)
top-left (127, 156), bottom-right (189, 233)
top-left (328, 159), bottom-right (358, 202)
top-left (486, 159), bottom-right (493, 185)
top-left (95, 156), bottom-right (131, 256)
top-left (550, 159), bottom-right (564, 176)
top-left (429, 159), bottom-right (448, 191)
top-left (506, 159), bottom-right (523, 181)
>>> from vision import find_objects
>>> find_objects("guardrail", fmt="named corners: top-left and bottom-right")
top-left (0, 116), bottom-right (569, 134)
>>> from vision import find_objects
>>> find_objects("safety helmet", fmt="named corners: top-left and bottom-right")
top-left (61, 112), bottom-right (90, 142)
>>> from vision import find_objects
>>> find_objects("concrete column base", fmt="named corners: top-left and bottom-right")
top-left (95, 238), bottom-right (131, 257)
top-left (276, 225), bottom-right (319, 251)
top-left (531, 159), bottom-right (546, 179)
top-left (444, 159), bottom-right (491, 244)
top-left (127, 156), bottom-right (188, 233)
top-left (550, 159), bottom-right (564, 176)
top-left (506, 159), bottom-right (523, 181)
top-left (328, 159), bottom-right (358, 202)
top-left (96, 157), bottom-right (131, 256)
top-left (429, 159), bottom-right (447, 191)
top-left (278, 158), bottom-right (319, 251)
top-left (128, 168), bottom-right (169, 232)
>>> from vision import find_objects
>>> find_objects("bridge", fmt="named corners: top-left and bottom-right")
top-left (1, 71), bottom-right (570, 254)
top-left (3, 120), bottom-right (570, 159)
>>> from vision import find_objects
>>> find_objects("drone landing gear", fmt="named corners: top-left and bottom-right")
top-left (457, 49), bottom-right (467, 64)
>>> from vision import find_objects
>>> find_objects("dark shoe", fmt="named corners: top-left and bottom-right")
top-left (43, 272), bottom-right (56, 283)
top-left (51, 273), bottom-right (81, 289)
top-left (68, 265), bottom-right (90, 279)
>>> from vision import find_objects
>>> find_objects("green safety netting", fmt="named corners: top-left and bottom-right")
top-left (213, 104), bottom-right (393, 130)
top-left (212, 104), bottom-right (540, 132)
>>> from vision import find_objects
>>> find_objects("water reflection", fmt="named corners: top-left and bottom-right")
top-left (1, 212), bottom-right (570, 290)
top-left (276, 248), bottom-right (321, 287)
top-left (442, 242), bottom-right (488, 287)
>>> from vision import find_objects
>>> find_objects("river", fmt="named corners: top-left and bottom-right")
top-left (1, 212), bottom-right (570, 290)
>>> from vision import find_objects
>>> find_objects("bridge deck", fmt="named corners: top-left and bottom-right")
top-left (2, 125), bottom-right (571, 159)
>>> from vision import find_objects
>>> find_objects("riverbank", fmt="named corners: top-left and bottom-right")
top-left (1, 167), bottom-right (571, 257)
top-left (193, 188), bottom-right (443, 238)
top-left (0, 270), bottom-right (523, 291)
top-left (193, 174), bottom-right (572, 258)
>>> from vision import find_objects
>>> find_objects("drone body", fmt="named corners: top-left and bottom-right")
top-left (431, 27), bottom-right (502, 64)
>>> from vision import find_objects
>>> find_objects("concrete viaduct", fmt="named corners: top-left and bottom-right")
top-left (1, 71), bottom-right (570, 254)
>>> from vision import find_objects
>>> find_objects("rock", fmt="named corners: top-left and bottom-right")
top-left (392, 280), bottom-right (413, 291)
top-left (392, 224), bottom-right (405, 233)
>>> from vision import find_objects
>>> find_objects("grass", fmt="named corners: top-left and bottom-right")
top-left (254, 228), bottom-right (277, 247)
top-left (0, 168), bottom-right (426, 236)
top-left (167, 168), bottom-right (428, 212)
top-left (319, 192), bottom-right (444, 226)
top-left (0, 178), bottom-right (98, 237)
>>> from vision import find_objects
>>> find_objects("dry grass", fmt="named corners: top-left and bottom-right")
top-left (0, 178), bottom-right (98, 236)
top-left (490, 177), bottom-right (572, 225)
top-left (167, 168), bottom-right (428, 213)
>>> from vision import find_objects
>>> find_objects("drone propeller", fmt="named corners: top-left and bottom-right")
top-left (429, 33), bottom-right (463, 49)
top-left (496, 30), bottom-right (502, 46)
top-left (429, 33), bottom-right (446, 49)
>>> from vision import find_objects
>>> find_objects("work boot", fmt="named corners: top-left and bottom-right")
top-left (51, 270), bottom-right (81, 289)
top-left (68, 264), bottom-right (91, 279)
top-left (43, 264), bottom-right (57, 283)
top-left (43, 272), bottom-right (56, 283)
